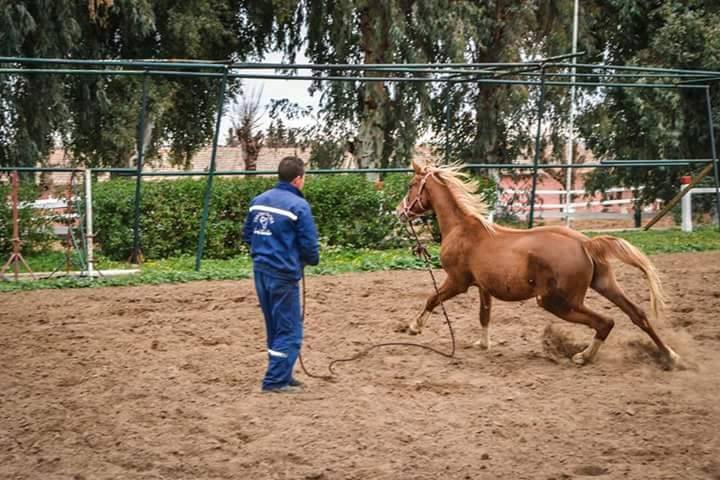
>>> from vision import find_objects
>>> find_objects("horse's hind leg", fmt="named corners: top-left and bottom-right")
top-left (408, 275), bottom-right (469, 335)
top-left (591, 264), bottom-right (680, 366)
top-left (538, 295), bottom-right (614, 365)
top-left (473, 289), bottom-right (492, 349)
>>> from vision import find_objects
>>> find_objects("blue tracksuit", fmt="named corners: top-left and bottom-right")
top-left (243, 182), bottom-right (319, 389)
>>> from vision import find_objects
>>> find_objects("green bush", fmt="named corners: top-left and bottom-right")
top-left (305, 173), bottom-right (409, 248)
top-left (93, 177), bottom-right (275, 260)
top-left (1, 179), bottom-right (54, 256)
top-left (92, 172), bottom-right (496, 260)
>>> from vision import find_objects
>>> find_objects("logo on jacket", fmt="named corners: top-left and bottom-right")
top-left (253, 212), bottom-right (274, 236)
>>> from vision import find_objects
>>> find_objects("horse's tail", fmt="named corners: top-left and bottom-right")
top-left (584, 235), bottom-right (666, 319)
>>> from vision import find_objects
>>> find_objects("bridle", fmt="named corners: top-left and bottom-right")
top-left (399, 170), bottom-right (436, 219)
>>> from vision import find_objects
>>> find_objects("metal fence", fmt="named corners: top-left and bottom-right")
top-left (1, 54), bottom-right (719, 271)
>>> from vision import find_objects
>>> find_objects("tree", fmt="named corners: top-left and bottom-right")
top-left (577, 1), bottom-right (720, 215)
top-left (272, 119), bottom-right (288, 147)
top-left (0, 0), bottom-right (82, 168)
top-left (263, 1), bottom-right (585, 171)
top-left (229, 87), bottom-right (264, 171)
top-left (269, 1), bottom-right (444, 168)
top-left (308, 139), bottom-right (346, 169)
top-left (0, 0), bottom-right (276, 169)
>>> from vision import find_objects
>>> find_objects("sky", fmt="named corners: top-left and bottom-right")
top-left (219, 51), bottom-right (320, 140)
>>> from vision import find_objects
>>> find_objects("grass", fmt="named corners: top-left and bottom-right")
top-left (1, 227), bottom-right (718, 293)
top-left (586, 227), bottom-right (720, 253)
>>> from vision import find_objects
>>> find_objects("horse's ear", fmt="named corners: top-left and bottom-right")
top-left (411, 159), bottom-right (424, 174)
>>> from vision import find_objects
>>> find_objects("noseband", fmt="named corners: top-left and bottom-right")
top-left (400, 171), bottom-right (435, 219)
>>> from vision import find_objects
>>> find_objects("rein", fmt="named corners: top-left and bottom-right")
top-left (297, 217), bottom-right (457, 381)
top-left (298, 275), bottom-right (334, 381)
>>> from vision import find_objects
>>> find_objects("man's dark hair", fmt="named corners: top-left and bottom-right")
top-left (278, 156), bottom-right (305, 182)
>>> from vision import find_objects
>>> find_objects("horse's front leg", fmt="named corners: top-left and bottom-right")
top-left (473, 289), bottom-right (492, 349)
top-left (408, 276), bottom-right (468, 335)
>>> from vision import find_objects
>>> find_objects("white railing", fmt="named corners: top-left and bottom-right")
top-left (681, 185), bottom-right (720, 232)
top-left (501, 186), bottom-right (643, 196)
top-left (496, 186), bottom-right (650, 217)
top-left (20, 197), bottom-right (78, 210)
top-left (11, 197), bottom-right (79, 235)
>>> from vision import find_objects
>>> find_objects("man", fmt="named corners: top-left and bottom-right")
top-left (243, 156), bottom-right (320, 393)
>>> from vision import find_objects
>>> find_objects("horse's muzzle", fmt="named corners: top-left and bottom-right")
top-left (396, 207), bottom-right (409, 223)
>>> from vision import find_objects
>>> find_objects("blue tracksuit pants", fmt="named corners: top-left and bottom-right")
top-left (254, 270), bottom-right (303, 390)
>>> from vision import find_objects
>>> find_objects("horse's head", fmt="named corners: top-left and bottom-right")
top-left (396, 160), bottom-right (434, 222)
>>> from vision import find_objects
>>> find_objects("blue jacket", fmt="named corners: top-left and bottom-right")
top-left (243, 182), bottom-right (320, 280)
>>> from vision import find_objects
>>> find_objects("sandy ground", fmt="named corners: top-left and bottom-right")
top-left (1, 251), bottom-right (720, 480)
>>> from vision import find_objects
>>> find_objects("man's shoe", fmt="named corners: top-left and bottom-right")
top-left (261, 384), bottom-right (303, 394)
top-left (289, 378), bottom-right (304, 387)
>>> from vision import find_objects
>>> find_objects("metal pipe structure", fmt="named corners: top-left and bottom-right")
top-left (546, 62), bottom-right (720, 77)
top-left (0, 55), bottom-right (577, 71)
top-left (0, 61), bottom-right (720, 81)
top-left (600, 159), bottom-right (711, 165)
top-left (131, 71), bottom-right (150, 264)
top-left (444, 80), bottom-right (454, 162)
top-left (0, 171), bottom-right (35, 280)
top-left (524, 71), bottom-right (718, 79)
top-left (0, 166), bottom-right (85, 173)
top-left (0, 68), bottom-right (712, 90)
top-left (84, 169), bottom-right (95, 277)
top-left (103, 161), bottom-right (702, 177)
top-left (194, 69), bottom-right (229, 271)
top-left (8, 171), bottom-right (20, 280)
top-left (0, 166), bottom-right (136, 173)
top-left (528, 68), bottom-right (547, 228)
top-left (565, 0), bottom-right (580, 226)
top-left (2, 54), bottom-right (719, 269)
top-left (1, 160), bottom-right (704, 178)
top-left (4, 54), bottom-right (720, 76)
top-left (704, 86), bottom-right (720, 228)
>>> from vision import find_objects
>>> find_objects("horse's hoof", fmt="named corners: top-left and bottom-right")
top-left (572, 352), bottom-right (587, 365)
top-left (473, 339), bottom-right (490, 350)
top-left (664, 349), bottom-right (683, 370)
top-left (407, 326), bottom-right (420, 336)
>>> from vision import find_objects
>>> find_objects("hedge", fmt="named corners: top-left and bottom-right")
top-left (4, 172), bottom-right (496, 261)
top-left (92, 174), bottom-right (418, 260)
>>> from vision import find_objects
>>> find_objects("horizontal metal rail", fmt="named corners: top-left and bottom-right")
top-left (0, 68), bottom-right (710, 89)
top-left (4, 54), bottom-right (718, 76)
top-left (2, 161), bottom-right (705, 177)
top-left (546, 62), bottom-right (720, 77)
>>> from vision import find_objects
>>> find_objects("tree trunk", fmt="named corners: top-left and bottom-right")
top-left (242, 134), bottom-right (262, 171)
top-left (475, 87), bottom-right (501, 164)
top-left (356, 0), bottom-right (390, 172)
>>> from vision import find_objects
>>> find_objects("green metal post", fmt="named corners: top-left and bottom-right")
top-left (131, 71), bottom-right (150, 263)
top-left (444, 80), bottom-right (453, 163)
top-left (195, 69), bottom-right (229, 271)
top-left (528, 67), bottom-right (547, 228)
top-left (704, 86), bottom-right (720, 228)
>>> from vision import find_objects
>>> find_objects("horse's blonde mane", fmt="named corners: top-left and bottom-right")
top-left (426, 163), bottom-right (496, 234)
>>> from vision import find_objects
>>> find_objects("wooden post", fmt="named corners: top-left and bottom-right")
top-left (643, 163), bottom-right (714, 230)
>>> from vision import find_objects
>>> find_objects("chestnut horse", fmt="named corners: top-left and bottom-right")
top-left (396, 160), bottom-right (680, 367)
